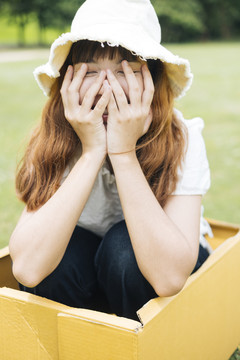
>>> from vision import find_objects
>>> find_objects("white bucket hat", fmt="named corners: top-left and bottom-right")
top-left (34, 0), bottom-right (193, 99)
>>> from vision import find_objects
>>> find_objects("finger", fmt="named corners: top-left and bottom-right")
top-left (68, 63), bottom-right (88, 94)
top-left (81, 70), bottom-right (106, 111)
top-left (107, 69), bottom-right (128, 110)
top-left (92, 80), bottom-right (112, 116)
top-left (141, 64), bottom-right (155, 108)
top-left (60, 65), bottom-right (73, 103)
top-left (63, 64), bottom-right (88, 110)
top-left (121, 60), bottom-right (141, 105)
top-left (107, 92), bottom-right (118, 115)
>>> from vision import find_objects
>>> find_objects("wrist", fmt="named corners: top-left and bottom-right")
top-left (108, 149), bottom-right (135, 156)
top-left (80, 149), bottom-right (107, 167)
top-left (109, 149), bottom-right (138, 167)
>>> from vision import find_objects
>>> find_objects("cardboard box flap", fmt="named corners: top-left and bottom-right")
top-left (0, 246), bottom-right (21, 289)
top-left (58, 312), bottom-right (141, 333)
top-left (0, 287), bottom-right (141, 360)
top-left (137, 227), bottom-right (240, 326)
top-left (135, 229), bottom-right (240, 360)
top-left (0, 287), bottom-right (71, 360)
top-left (58, 307), bottom-right (142, 333)
top-left (57, 313), bottom-right (141, 360)
top-left (136, 296), bottom-right (172, 325)
top-left (207, 217), bottom-right (240, 232)
top-left (206, 218), bottom-right (240, 249)
top-left (0, 286), bottom-right (71, 311)
top-left (0, 287), bottom-right (141, 332)
top-left (0, 246), bottom-right (10, 258)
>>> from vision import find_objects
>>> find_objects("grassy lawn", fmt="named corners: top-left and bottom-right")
top-left (0, 41), bottom-right (240, 249)
top-left (0, 59), bottom-right (47, 248)
top-left (169, 41), bottom-right (240, 224)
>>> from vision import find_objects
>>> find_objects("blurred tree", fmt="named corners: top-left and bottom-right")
top-left (151, 0), bottom-right (205, 42)
top-left (0, 0), bottom-right (83, 46)
top-left (2, 0), bottom-right (240, 45)
top-left (151, 0), bottom-right (240, 41)
top-left (31, 0), bottom-right (82, 45)
top-left (200, 0), bottom-right (240, 39)
top-left (1, 0), bottom-right (32, 46)
top-left (52, 0), bottom-right (83, 28)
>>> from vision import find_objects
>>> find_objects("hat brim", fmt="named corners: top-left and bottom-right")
top-left (34, 23), bottom-right (193, 99)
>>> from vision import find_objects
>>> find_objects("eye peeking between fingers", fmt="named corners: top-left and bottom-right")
top-left (85, 71), bottom-right (98, 77)
top-left (117, 70), bottom-right (141, 76)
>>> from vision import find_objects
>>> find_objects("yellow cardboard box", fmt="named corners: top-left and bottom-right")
top-left (0, 219), bottom-right (240, 360)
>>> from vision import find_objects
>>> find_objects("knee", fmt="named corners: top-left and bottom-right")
top-left (43, 226), bottom-right (100, 290)
top-left (95, 221), bottom-right (157, 318)
top-left (21, 226), bottom-right (101, 307)
top-left (95, 221), bottom-right (141, 287)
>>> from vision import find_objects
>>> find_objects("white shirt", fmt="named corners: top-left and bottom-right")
top-left (172, 109), bottom-right (210, 196)
top-left (61, 110), bottom-right (212, 248)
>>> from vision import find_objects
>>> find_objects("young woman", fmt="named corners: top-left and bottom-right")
top-left (9, 0), bottom-right (211, 320)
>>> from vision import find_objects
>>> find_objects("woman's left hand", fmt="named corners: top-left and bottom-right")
top-left (106, 61), bottom-right (154, 154)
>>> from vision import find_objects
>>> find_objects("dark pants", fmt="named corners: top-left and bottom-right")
top-left (19, 220), bottom-right (209, 320)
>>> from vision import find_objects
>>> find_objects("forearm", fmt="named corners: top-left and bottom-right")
top-left (110, 152), bottom-right (196, 296)
top-left (10, 151), bottom-right (105, 287)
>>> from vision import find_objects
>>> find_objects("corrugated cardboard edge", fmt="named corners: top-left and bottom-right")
top-left (58, 309), bottom-right (142, 333)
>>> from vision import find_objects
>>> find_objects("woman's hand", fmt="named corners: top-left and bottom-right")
top-left (60, 64), bottom-right (111, 157)
top-left (106, 61), bottom-right (154, 154)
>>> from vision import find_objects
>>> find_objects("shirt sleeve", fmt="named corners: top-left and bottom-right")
top-left (172, 109), bottom-right (211, 196)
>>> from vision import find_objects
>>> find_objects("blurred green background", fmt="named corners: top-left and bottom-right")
top-left (0, 0), bottom-right (240, 249)
top-left (0, 1), bottom-right (239, 358)
top-left (0, 0), bottom-right (240, 46)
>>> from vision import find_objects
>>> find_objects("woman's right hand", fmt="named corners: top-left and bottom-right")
top-left (60, 64), bottom-right (111, 157)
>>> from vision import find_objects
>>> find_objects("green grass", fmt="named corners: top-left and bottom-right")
top-left (230, 347), bottom-right (240, 360)
top-left (0, 42), bottom-right (240, 251)
top-left (168, 42), bottom-right (240, 225)
top-left (0, 59), bottom-right (47, 248)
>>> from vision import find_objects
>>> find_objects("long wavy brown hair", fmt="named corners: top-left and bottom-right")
top-left (16, 40), bottom-right (187, 211)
